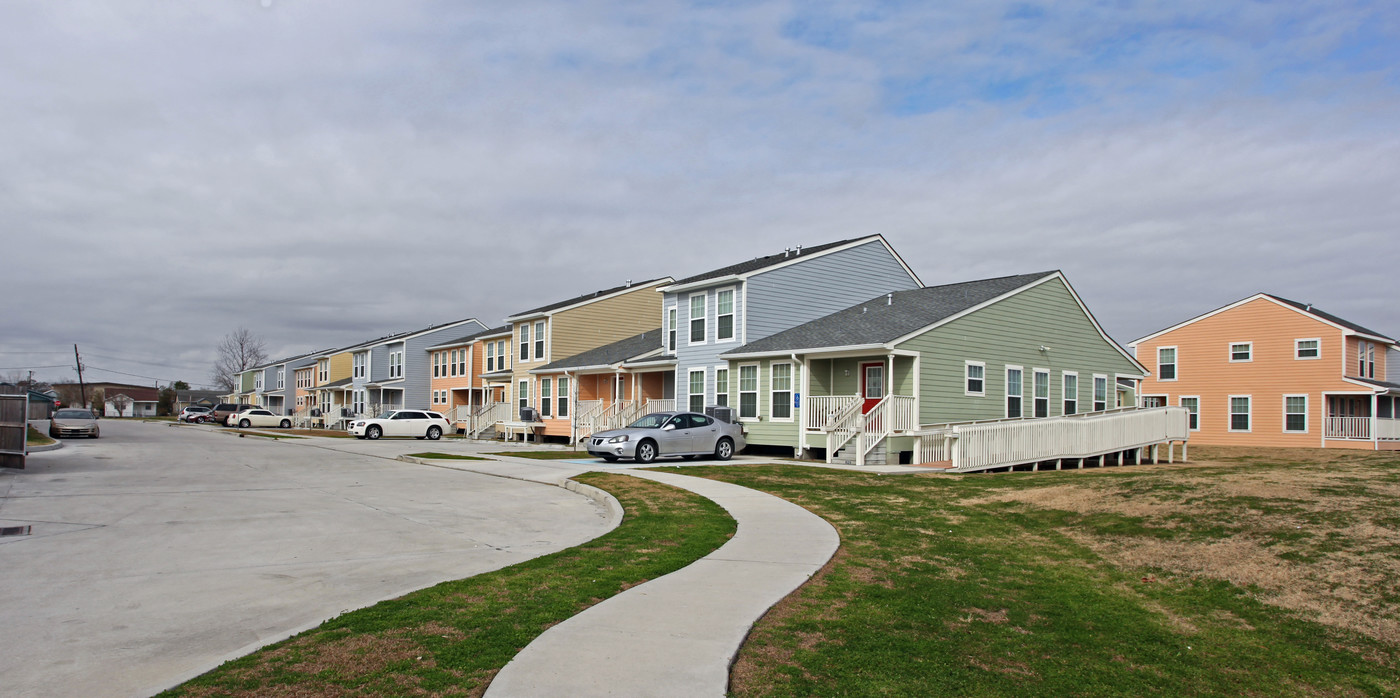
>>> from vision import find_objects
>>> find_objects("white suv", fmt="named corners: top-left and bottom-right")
top-left (349, 410), bottom-right (451, 440)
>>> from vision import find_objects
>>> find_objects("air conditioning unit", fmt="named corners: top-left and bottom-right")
top-left (310, 408), bottom-right (322, 418)
top-left (520, 406), bottom-right (539, 422)
top-left (706, 405), bottom-right (735, 424)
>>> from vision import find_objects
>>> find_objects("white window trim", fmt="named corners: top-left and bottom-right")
top-left (1295, 337), bottom-right (1321, 360)
top-left (520, 324), bottom-right (531, 363)
top-left (687, 368), bottom-right (707, 413)
top-left (1157, 345), bottom-right (1178, 382)
top-left (276, 368), bottom-right (285, 390)
top-left (1229, 394), bottom-right (1252, 433)
top-left (1033, 368), bottom-right (1050, 418)
top-left (666, 306), bottom-right (678, 353)
top-left (1062, 371), bottom-right (1079, 415)
top-left (738, 362), bottom-right (760, 422)
top-left (714, 365), bottom-right (730, 407)
top-left (1283, 394), bottom-right (1309, 433)
top-left (770, 361), bottom-right (794, 422)
top-left (534, 320), bottom-right (548, 362)
top-left (1229, 341), bottom-right (1253, 363)
top-left (540, 377), bottom-right (553, 418)
top-left (964, 360), bottom-right (986, 397)
top-left (1092, 373), bottom-right (1107, 411)
top-left (688, 292), bottom-right (708, 346)
top-left (1179, 395), bottom-right (1201, 432)
top-left (715, 286), bottom-right (737, 343)
top-left (1005, 365), bottom-right (1024, 419)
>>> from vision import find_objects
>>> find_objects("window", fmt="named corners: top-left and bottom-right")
top-left (715, 368), bottom-right (729, 406)
top-left (667, 307), bottom-right (677, 352)
top-left (716, 288), bottom-right (735, 341)
top-left (1034, 369), bottom-right (1050, 418)
top-left (318, 360), bottom-right (328, 383)
top-left (771, 362), bottom-right (793, 420)
top-left (1230, 396), bottom-right (1251, 432)
top-left (540, 379), bottom-right (552, 418)
top-left (1296, 338), bottom-right (1320, 360)
top-left (1180, 396), bottom-right (1200, 431)
top-left (432, 352), bottom-right (441, 378)
top-left (535, 320), bottom-right (546, 360)
top-left (1062, 372), bottom-right (1078, 415)
top-left (353, 389), bottom-right (366, 414)
top-left (739, 364), bottom-right (759, 419)
top-left (1006, 366), bottom-right (1023, 418)
top-left (498, 340), bottom-right (509, 369)
top-left (689, 294), bottom-right (706, 345)
top-left (688, 369), bottom-right (706, 413)
top-left (1367, 343), bottom-right (1376, 378)
top-left (1158, 346), bottom-right (1177, 381)
top-left (1378, 396), bottom-right (1394, 419)
top-left (1093, 375), bottom-right (1107, 412)
top-left (518, 380), bottom-right (530, 412)
top-left (447, 350), bottom-right (457, 377)
top-left (353, 352), bottom-right (366, 379)
top-left (486, 343), bottom-right (495, 372)
top-left (1358, 340), bottom-right (1369, 376)
top-left (1229, 342), bottom-right (1252, 363)
top-left (457, 349), bottom-right (466, 376)
top-left (389, 350), bottom-right (403, 379)
top-left (1284, 395), bottom-right (1307, 432)
top-left (557, 377), bottom-right (569, 418)
top-left (254, 373), bottom-right (263, 391)
top-left (520, 324), bottom-right (530, 362)
top-left (965, 361), bottom-right (985, 396)
top-left (276, 368), bottom-right (284, 389)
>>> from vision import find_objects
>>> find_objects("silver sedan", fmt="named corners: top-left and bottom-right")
top-left (586, 411), bottom-right (745, 464)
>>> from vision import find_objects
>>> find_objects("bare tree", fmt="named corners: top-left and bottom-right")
top-left (108, 393), bottom-right (133, 417)
top-left (211, 328), bottom-right (268, 392)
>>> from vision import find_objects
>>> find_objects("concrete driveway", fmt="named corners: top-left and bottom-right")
top-left (0, 420), bottom-right (615, 698)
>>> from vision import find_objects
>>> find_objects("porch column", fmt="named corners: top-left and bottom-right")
top-left (1373, 393), bottom-right (1380, 450)
top-left (798, 355), bottom-right (809, 453)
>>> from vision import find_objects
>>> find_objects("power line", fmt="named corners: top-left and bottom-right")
top-left (0, 364), bottom-right (71, 371)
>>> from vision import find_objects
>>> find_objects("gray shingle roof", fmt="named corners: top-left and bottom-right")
top-left (1266, 295), bottom-right (1396, 342)
top-left (507, 279), bottom-right (670, 319)
top-left (538, 330), bottom-right (664, 371)
top-left (722, 272), bottom-right (1056, 356)
top-left (667, 236), bottom-right (875, 287)
top-left (1347, 376), bottom-right (1400, 391)
top-left (426, 325), bottom-right (513, 349)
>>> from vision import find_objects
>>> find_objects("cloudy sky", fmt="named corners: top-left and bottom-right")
top-left (4, 1), bottom-right (1397, 389)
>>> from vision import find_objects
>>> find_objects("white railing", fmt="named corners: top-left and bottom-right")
top-left (612, 400), bottom-right (645, 429)
top-left (824, 400), bottom-right (865, 462)
top-left (806, 395), bottom-right (859, 431)
top-left (470, 401), bottom-right (513, 437)
top-left (858, 396), bottom-right (891, 463)
top-left (1326, 416), bottom-right (1371, 440)
top-left (888, 394), bottom-right (917, 433)
top-left (1378, 418), bottom-right (1400, 441)
top-left (914, 406), bottom-right (1190, 473)
top-left (292, 406), bottom-right (316, 428)
top-left (645, 398), bottom-right (676, 413)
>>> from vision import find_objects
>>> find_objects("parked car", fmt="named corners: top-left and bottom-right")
top-left (209, 403), bottom-right (257, 426)
top-left (348, 410), bottom-right (451, 440)
top-left (178, 406), bottom-right (212, 423)
top-left (231, 408), bottom-right (293, 429)
top-left (586, 411), bottom-right (744, 464)
top-left (49, 408), bottom-right (100, 439)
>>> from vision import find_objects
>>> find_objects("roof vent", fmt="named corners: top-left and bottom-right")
top-left (886, 293), bottom-right (893, 306)
top-left (783, 247), bottom-right (790, 258)
top-left (795, 244), bottom-right (802, 256)
top-left (1305, 303), bottom-right (1312, 311)
top-left (862, 307), bottom-right (867, 314)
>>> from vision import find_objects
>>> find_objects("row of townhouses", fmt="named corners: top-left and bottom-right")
top-left (227, 234), bottom-right (1400, 465)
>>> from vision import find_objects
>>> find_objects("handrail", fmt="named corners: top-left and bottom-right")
top-left (859, 396), bottom-right (892, 463)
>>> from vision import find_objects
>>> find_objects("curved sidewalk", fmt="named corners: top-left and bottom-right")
top-left (486, 469), bottom-right (840, 698)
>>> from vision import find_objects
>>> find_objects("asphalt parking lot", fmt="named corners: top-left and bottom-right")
top-left (0, 420), bottom-right (615, 697)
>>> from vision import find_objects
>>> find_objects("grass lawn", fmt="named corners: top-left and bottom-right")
top-left (26, 425), bottom-right (54, 445)
top-left (669, 446), bottom-right (1399, 696)
top-left (160, 473), bottom-right (735, 697)
top-left (485, 450), bottom-right (590, 460)
top-left (406, 452), bottom-right (490, 461)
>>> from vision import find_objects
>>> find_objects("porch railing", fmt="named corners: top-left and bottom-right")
top-left (1326, 416), bottom-right (1371, 440)
top-left (470, 401), bottom-right (513, 438)
top-left (1378, 417), bottom-right (1400, 441)
top-left (645, 398), bottom-right (676, 413)
top-left (858, 396), bottom-right (892, 463)
top-left (888, 394), bottom-right (918, 432)
top-left (913, 406), bottom-right (1190, 473)
top-left (806, 395), bottom-right (859, 431)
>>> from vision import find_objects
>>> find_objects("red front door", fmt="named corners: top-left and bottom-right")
top-left (860, 362), bottom-right (884, 414)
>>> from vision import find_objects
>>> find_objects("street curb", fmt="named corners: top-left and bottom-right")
top-left (396, 455), bottom-right (624, 524)
top-left (26, 440), bottom-right (64, 453)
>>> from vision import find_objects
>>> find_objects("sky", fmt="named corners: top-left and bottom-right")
top-left (3, 0), bottom-right (1397, 389)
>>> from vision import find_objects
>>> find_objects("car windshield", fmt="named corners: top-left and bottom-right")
top-left (626, 413), bottom-right (672, 429)
top-left (54, 410), bottom-right (93, 419)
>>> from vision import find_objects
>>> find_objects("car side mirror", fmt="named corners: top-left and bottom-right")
top-left (662, 423), bottom-right (676, 431)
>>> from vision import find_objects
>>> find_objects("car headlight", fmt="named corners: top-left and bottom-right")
top-left (608, 435), bottom-right (629, 443)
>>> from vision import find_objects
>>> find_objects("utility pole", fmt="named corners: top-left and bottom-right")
top-left (74, 344), bottom-right (88, 408)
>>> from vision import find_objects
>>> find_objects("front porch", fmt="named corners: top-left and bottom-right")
top-left (1324, 393), bottom-right (1400, 449)
top-left (800, 354), bottom-right (919, 465)
top-left (573, 368), bottom-right (676, 443)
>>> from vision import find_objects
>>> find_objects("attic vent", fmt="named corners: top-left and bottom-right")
top-left (886, 293), bottom-right (892, 306)
top-left (795, 244), bottom-right (802, 256)
top-left (783, 247), bottom-right (790, 258)
top-left (625, 279), bottom-right (632, 287)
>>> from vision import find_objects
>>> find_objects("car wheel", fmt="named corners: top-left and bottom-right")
top-left (280, 419), bottom-right (291, 429)
top-left (239, 419), bottom-right (251, 428)
top-left (715, 437), bottom-right (734, 461)
top-left (367, 425), bottom-right (382, 440)
top-left (635, 439), bottom-right (658, 464)
top-left (601, 456), bottom-right (618, 463)
top-left (427, 426), bottom-right (442, 440)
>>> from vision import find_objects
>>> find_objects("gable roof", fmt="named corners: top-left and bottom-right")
top-left (722, 272), bottom-right (1056, 356)
top-left (659, 234), bottom-right (922, 293)
top-left (534, 329), bottom-right (664, 372)
top-left (505, 278), bottom-right (672, 321)
top-left (425, 325), bottom-right (513, 351)
top-left (1129, 293), bottom-right (1397, 346)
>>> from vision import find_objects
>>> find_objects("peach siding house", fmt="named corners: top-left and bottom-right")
top-left (425, 325), bottom-right (512, 429)
top-left (1129, 294), bottom-right (1400, 450)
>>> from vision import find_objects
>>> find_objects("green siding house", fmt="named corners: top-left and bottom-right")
top-left (719, 271), bottom-right (1148, 463)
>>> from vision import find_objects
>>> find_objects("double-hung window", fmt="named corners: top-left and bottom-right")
top-left (1230, 396), bottom-right (1251, 432)
top-left (318, 360), bottom-right (328, 383)
top-left (518, 380), bottom-right (530, 413)
top-left (540, 378), bottom-right (552, 418)
top-left (457, 350), bottom-right (466, 376)
top-left (1158, 347), bottom-right (1177, 381)
top-left (485, 343), bottom-right (495, 372)
top-left (771, 363), bottom-right (793, 420)
top-left (277, 368), bottom-right (284, 389)
top-left (1230, 342), bottom-right (1252, 362)
top-left (534, 321), bottom-right (546, 360)
top-left (1284, 395), bottom-right (1307, 432)
top-left (1062, 372), bottom-right (1078, 415)
top-left (965, 361), bottom-right (985, 396)
top-left (353, 352), bottom-right (366, 379)
top-left (520, 325), bottom-right (530, 362)
top-left (1034, 369), bottom-right (1050, 418)
top-left (1093, 375), bottom-right (1107, 412)
top-left (497, 340), bottom-right (508, 370)
top-left (1296, 338), bottom-right (1320, 360)
top-left (254, 373), bottom-right (263, 391)
top-left (667, 307), bottom-right (677, 352)
top-left (389, 350), bottom-right (403, 379)
top-left (715, 368), bottom-right (729, 406)
top-left (1180, 396), bottom-right (1200, 430)
top-left (689, 294), bottom-right (706, 345)
top-left (433, 353), bottom-right (441, 378)
top-left (1005, 366), bottom-right (1022, 418)
top-left (688, 369), bottom-right (706, 413)
top-left (716, 288), bottom-right (735, 341)
top-left (557, 377), bottom-right (569, 418)
top-left (739, 365), bottom-right (759, 419)
top-left (1367, 344), bottom-right (1376, 378)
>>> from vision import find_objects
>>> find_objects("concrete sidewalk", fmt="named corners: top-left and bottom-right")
top-left (485, 469), bottom-right (840, 698)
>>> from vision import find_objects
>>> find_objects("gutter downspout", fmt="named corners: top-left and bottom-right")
top-left (794, 353), bottom-right (805, 457)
